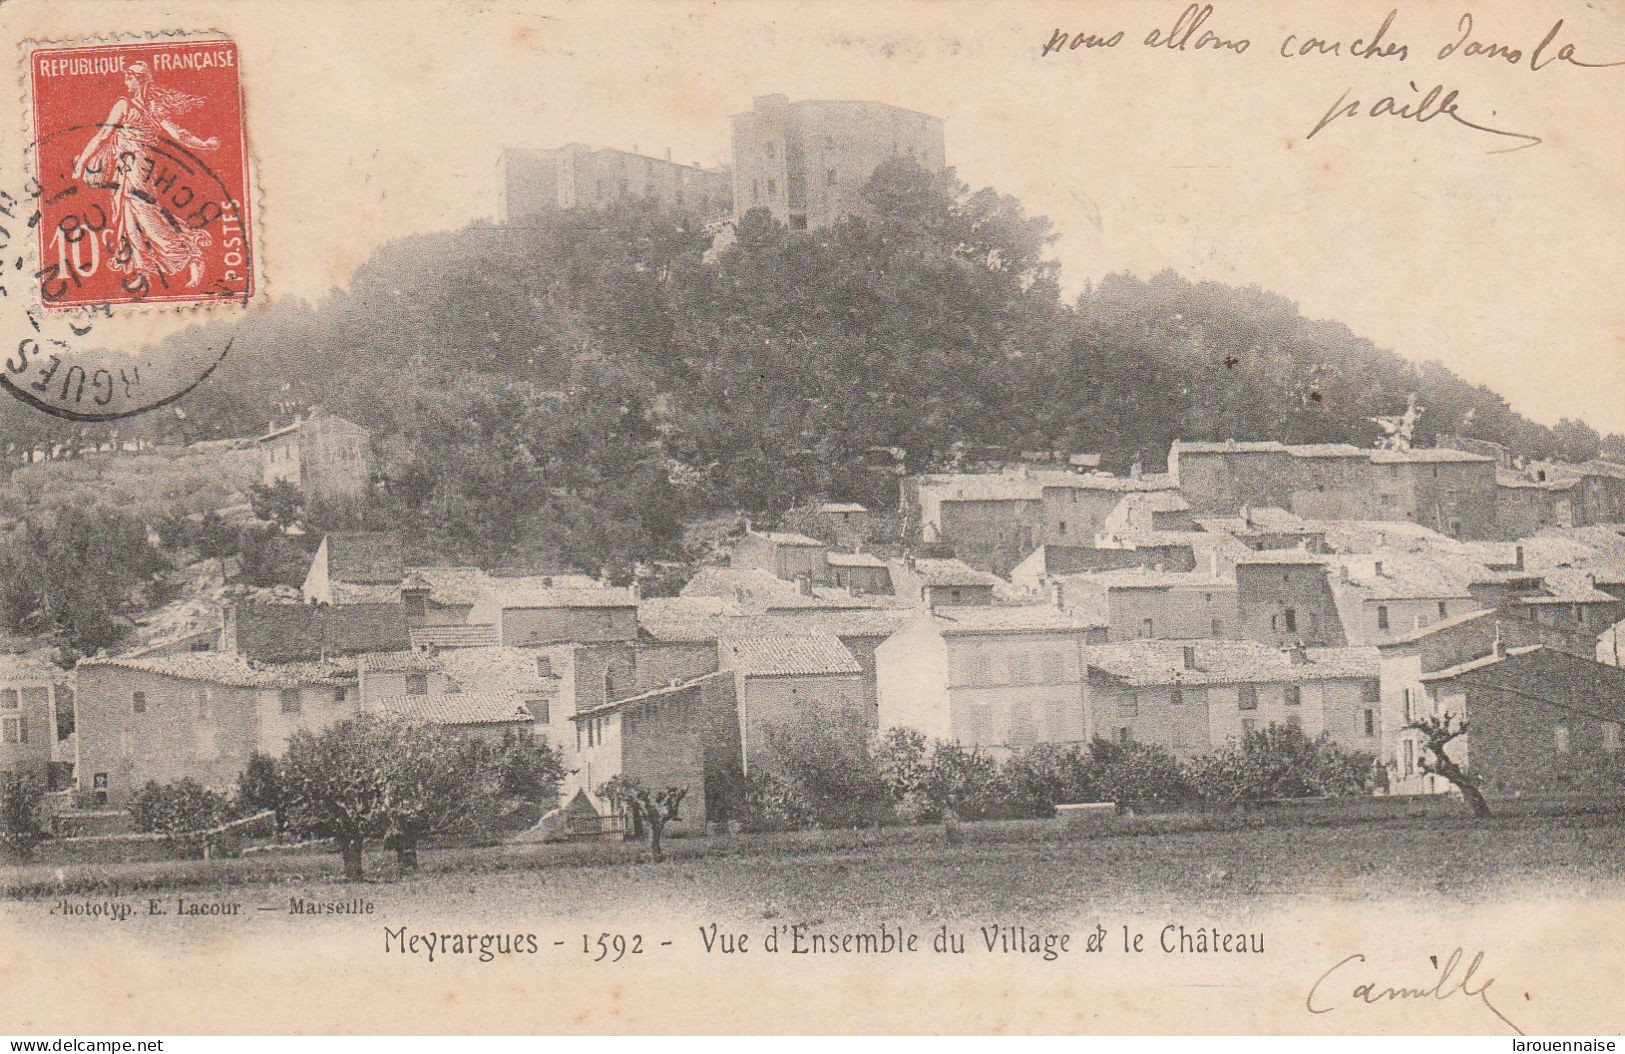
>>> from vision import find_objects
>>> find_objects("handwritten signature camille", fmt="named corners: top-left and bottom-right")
top-left (1306, 948), bottom-right (1525, 1034)
top-left (1309, 82), bottom-right (1541, 152)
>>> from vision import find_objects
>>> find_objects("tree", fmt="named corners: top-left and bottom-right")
top-left (600, 776), bottom-right (688, 863)
top-left (746, 714), bottom-right (891, 829)
top-left (0, 772), bottom-right (47, 859)
top-left (279, 715), bottom-right (401, 881)
top-left (1407, 714), bottom-right (1492, 818)
top-left (281, 716), bottom-right (508, 879)
top-left (234, 752), bottom-right (287, 833)
top-left (491, 731), bottom-right (567, 803)
top-left (1185, 725), bottom-right (1375, 804)
top-left (248, 480), bottom-right (305, 530)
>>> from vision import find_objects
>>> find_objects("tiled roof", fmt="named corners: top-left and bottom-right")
top-left (749, 529), bottom-right (826, 547)
top-left (479, 577), bottom-right (634, 609)
top-left (1173, 440), bottom-right (1284, 455)
top-left (574, 670), bottom-right (733, 717)
top-left (232, 602), bottom-right (410, 663)
top-left (436, 646), bottom-right (559, 693)
top-left (1081, 640), bottom-right (1380, 687)
top-left (720, 634), bottom-right (862, 677)
top-left (1311, 519), bottom-right (1461, 554)
top-left (1375, 608), bottom-right (1497, 648)
top-left (1420, 646), bottom-right (1625, 705)
top-left (682, 566), bottom-right (801, 603)
top-left (1369, 447), bottom-right (1493, 463)
top-left (1525, 569), bottom-right (1620, 604)
top-left (1285, 443), bottom-right (1367, 459)
top-left (907, 558), bottom-right (1003, 588)
top-left (401, 566), bottom-right (489, 606)
top-left (817, 502), bottom-right (868, 514)
top-left (81, 652), bottom-right (355, 689)
top-left (0, 654), bottom-right (65, 681)
top-left (1194, 507), bottom-right (1311, 534)
top-left (729, 609), bottom-right (912, 640)
top-left (408, 623), bottom-right (501, 649)
top-left (1496, 470), bottom-right (1578, 492)
top-left (374, 691), bottom-right (533, 726)
top-left (324, 532), bottom-right (404, 584)
top-left (360, 649), bottom-right (441, 673)
top-left (826, 552), bottom-right (886, 568)
top-left (930, 605), bottom-right (1103, 635)
top-left (1327, 553), bottom-right (1476, 601)
top-left (1420, 645), bottom-right (1542, 683)
top-left (1234, 549), bottom-right (1328, 566)
top-left (1055, 569), bottom-right (1233, 591)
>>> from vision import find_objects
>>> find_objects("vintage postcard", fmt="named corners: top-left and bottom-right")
top-left (1, 0), bottom-right (1623, 1038)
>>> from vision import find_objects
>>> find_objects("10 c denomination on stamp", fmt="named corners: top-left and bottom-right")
top-left (28, 36), bottom-right (254, 310)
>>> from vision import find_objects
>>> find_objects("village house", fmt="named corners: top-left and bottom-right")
top-left (223, 601), bottom-right (411, 663)
top-left (1327, 553), bottom-right (1477, 646)
top-left (1051, 569), bottom-right (1238, 642)
top-left (1009, 543), bottom-right (1198, 594)
top-left (812, 501), bottom-right (872, 549)
top-left (1494, 472), bottom-right (1578, 537)
top-left (1415, 645), bottom-right (1625, 798)
top-left (568, 670), bottom-right (740, 833)
top-left (889, 556), bottom-right (1003, 608)
top-left (1080, 640), bottom-right (1383, 760)
top-left (719, 634), bottom-right (868, 773)
top-left (466, 577), bottom-right (639, 646)
top-left (0, 656), bottom-right (73, 793)
top-left (730, 529), bottom-right (830, 583)
top-left (876, 606), bottom-right (1106, 754)
top-left (74, 653), bottom-right (361, 808)
top-left (825, 551), bottom-right (892, 595)
top-left (1232, 551), bottom-right (1347, 648)
top-left (256, 409), bottom-right (373, 504)
top-left (1099, 491), bottom-right (1196, 536)
top-left (301, 531), bottom-right (406, 605)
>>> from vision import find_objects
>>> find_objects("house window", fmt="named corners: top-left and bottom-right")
top-left (1575, 605), bottom-right (1586, 626)
top-left (1377, 606), bottom-right (1390, 630)
top-left (532, 699), bottom-right (550, 725)
top-left (1211, 618), bottom-right (1222, 637)
top-left (403, 593), bottom-right (427, 619)
top-left (1403, 740), bottom-right (1415, 776)
top-left (949, 589), bottom-right (962, 604)
top-left (536, 656), bottom-right (552, 678)
top-left (1270, 614), bottom-right (1279, 632)
top-left (1363, 709), bottom-right (1376, 737)
top-left (1554, 725), bottom-right (1570, 754)
top-left (1007, 655), bottom-right (1031, 684)
top-left (1116, 726), bottom-right (1133, 745)
top-left (1169, 688), bottom-right (1184, 707)
top-left (1604, 723), bottom-right (1621, 753)
top-left (1, 717), bottom-right (24, 744)
top-left (1240, 718), bottom-right (1256, 738)
top-left (405, 673), bottom-right (429, 696)
top-left (1284, 608), bottom-right (1297, 633)
top-left (968, 703), bottom-right (993, 745)
top-left (575, 725), bottom-right (582, 751)
top-left (826, 168), bottom-right (837, 185)
top-left (0, 689), bottom-right (16, 709)
top-left (1058, 520), bottom-right (1067, 534)
top-left (131, 691), bottom-right (146, 714)
top-left (93, 772), bottom-right (108, 789)
top-left (1284, 685), bottom-right (1301, 707)
top-left (1117, 693), bottom-right (1139, 718)
top-left (1140, 618), bottom-right (1154, 638)
top-left (1284, 713), bottom-right (1302, 730)
top-left (334, 686), bottom-right (348, 703)
top-left (767, 178), bottom-right (777, 196)
top-left (280, 688), bottom-right (301, 714)
top-left (1402, 688), bottom-right (1414, 723)
top-left (1438, 600), bottom-right (1448, 618)
top-left (1238, 685), bottom-right (1258, 711)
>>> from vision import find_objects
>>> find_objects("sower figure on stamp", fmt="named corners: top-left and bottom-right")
top-left (71, 62), bottom-right (220, 289)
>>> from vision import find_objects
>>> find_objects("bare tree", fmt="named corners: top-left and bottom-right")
top-left (602, 777), bottom-right (688, 862)
top-left (1406, 714), bottom-right (1491, 818)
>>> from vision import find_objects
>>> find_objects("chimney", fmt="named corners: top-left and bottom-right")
top-left (1240, 503), bottom-right (1252, 527)
top-left (1130, 460), bottom-right (1143, 480)
top-left (628, 579), bottom-right (642, 601)
top-left (1514, 544), bottom-right (1525, 571)
top-left (1287, 644), bottom-right (1309, 665)
top-left (797, 572), bottom-right (814, 596)
top-left (1182, 645), bottom-right (1197, 670)
top-left (1338, 564), bottom-right (1350, 583)
top-left (1492, 630), bottom-right (1506, 659)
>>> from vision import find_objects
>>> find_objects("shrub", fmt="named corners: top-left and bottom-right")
top-left (234, 752), bottom-right (287, 832)
top-left (490, 732), bottom-right (567, 803)
top-left (1087, 737), bottom-right (1194, 810)
top-left (744, 714), bottom-right (890, 829)
top-left (1000, 742), bottom-right (1099, 817)
top-left (130, 779), bottom-right (231, 838)
top-left (1186, 725), bottom-right (1376, 804)
top-left (0, 772), bottom-right (47, 858)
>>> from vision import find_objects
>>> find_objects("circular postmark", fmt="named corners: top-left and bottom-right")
top-left (3, 37), bottom-right (255, 422)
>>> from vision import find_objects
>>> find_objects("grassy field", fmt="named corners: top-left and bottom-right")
top-left (7, 802), bottom-right (1625, 922)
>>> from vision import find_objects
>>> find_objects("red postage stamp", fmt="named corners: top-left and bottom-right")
top-left (27, 36), bottom-right (254, 310)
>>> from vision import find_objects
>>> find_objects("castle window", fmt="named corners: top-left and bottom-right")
top-left (1283, 608), bottom-right (1297, 633)
top-left (131, 691), bottom-right (146, 714)
top-left (1284, 685), bottom-right (1301, 707)
top-left (1377, 605), bottom-right (1390, 630)
top-left (1438, 601), bottom-right (1448, 618)
top-left (1238, 685), bottom-right (1258, 711)
top-left (1364, 709), bottom-right (1376, 737)
top-left (280, 688), bottom-right (301, 714)
top-left (1169, 688), bottom-right (1184, 707)
top-left (334, 686), bottom-right (348, 703)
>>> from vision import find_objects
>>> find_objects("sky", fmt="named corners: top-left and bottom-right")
top-left (13, 0), bottom-right (1625, 432)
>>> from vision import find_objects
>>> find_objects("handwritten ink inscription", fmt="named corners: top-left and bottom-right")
top-left (1306, 948), bottom-right (1526, 1035)
top-left (1040, 5), bottom-right (1625, 153)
